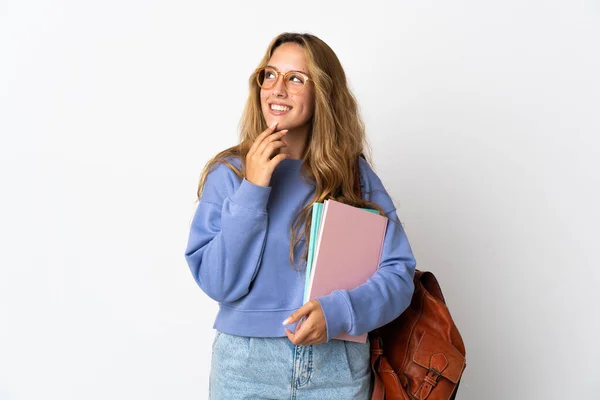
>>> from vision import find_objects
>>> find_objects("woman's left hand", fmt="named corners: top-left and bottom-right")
top-left (283, 300), bottom-right (327, 346)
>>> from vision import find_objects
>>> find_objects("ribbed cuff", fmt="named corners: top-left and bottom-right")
top-left (229, 178), bottom-right (272, 213)
top-left (316, 291), bottom-right (352, 342)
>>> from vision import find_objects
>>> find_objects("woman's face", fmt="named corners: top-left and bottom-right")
top-left (260, 42), bottom-right (315, 134)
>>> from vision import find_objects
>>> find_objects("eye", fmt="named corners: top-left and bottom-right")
top-left (288, 74), bottom-right (305, 84)
top-left (264, 69), bottom-right (277, 80)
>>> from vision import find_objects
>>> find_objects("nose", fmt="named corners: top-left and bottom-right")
top-left (272, 74), bottom-right (287, 97)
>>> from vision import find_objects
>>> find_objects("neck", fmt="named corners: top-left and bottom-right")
top-left (281, 125), bottom-right (309, 160)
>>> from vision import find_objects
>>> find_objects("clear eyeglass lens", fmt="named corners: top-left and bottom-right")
top-left (257, 68), bottom-right (305, 94)
top-left (286, 73), bottom-right (305, 92)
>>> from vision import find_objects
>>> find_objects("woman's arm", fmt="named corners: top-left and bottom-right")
top-left (317, 159), bottom-right (417, 342)
top-left (184, 163), bottom-right (271, 303)
top-left (185, 124), bottom-right (290, 303)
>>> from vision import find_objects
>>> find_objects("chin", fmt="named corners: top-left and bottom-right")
top-left (265, 117), bottom-right (288, 131)
top-left (274, 121), bottom-right (288, 130)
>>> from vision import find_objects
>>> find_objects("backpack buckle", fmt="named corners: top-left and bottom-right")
top-left (423, 367), bottom-right (442, 387)
top-left (416, 367), bottom-right (444, 399)
top-left (429, 367), bottom-right (442, 378)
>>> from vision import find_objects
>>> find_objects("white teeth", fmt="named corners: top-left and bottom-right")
top-left (270, 104), bottom-right (291, 112)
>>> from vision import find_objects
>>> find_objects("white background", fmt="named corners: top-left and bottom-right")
top-left (1, 1), bottom-right (599, 399)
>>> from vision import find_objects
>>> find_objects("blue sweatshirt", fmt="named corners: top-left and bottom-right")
top-left (184, 156), bottom-right (416, 342)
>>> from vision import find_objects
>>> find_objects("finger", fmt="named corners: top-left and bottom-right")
top-left (293, 323), bottom-right (312, 345)
top-left (286, 322), bottom-right (312, 346)
top-left (308, 338), bottom-right (326, 346)
top-left (282, 302), bottom-right (314, 326)
top-left (304, 329), bottom-right (327, 345)
top-left (285, 328), bottom-right (305, 345)
top-left (298, 326), bottom-right (326, 346)
top-left (287, 323), bottom-right (324, 346)
top-left (267, 153), bottom-right (290, 168)
top-left (260, 141), bottom-right (288, 161)
top-left (256, 130), bottom-right (288, 157)
top-left (248, 122), bottom-right (279, 155)
top-left (285, 328), bottom-right (295, 343)
top-left (301, 337), bottom-right (319, 346)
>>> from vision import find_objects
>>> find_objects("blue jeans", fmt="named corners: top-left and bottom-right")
top-left (210, 331), bottom-right (372, 399)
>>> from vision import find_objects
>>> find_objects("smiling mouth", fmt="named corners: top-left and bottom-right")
top-left (270, 104), bottom-right (292, 112)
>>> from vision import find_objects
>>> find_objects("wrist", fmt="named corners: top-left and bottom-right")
top-left (246, 176), bottom-right (269, 188)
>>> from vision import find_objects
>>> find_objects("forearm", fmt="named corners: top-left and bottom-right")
top-left (317, 210), bottom-right (416, 341)
top-left (185, 179), bottom-right (271, 302)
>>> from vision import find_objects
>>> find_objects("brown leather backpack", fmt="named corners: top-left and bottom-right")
top-left (369, 271), bottom-right (466, 399)
top-left (353, 157), bottom-right (467, 399)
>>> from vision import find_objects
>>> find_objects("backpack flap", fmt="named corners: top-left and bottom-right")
top-left (410, 332), bottom-right (466, 399)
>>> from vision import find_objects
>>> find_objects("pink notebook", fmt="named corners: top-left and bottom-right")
top-left (306, 199), bottom-right (388, 343)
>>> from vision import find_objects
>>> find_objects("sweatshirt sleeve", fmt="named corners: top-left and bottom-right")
top-left (316, 159), bottom-right (416, 342)
top-left (184, 161), bottom-right (272, 303)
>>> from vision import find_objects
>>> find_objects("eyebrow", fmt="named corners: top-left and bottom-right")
top-left (265, 65), bottom-right (309, 75)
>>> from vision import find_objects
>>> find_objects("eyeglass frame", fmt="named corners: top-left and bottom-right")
top-left (254, 66), bottom-right (312, 94)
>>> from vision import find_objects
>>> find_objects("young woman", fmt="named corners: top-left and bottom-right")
top-left (184, 32), bottom-right (416, 399)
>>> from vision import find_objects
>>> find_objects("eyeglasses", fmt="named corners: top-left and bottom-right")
top-left (255, 67), bottom-right (311, 94)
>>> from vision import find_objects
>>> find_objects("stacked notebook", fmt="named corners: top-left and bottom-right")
top-left (303, 199), bottom-right (388, 343)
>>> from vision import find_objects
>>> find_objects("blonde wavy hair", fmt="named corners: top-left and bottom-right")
top-left (196, 32), bottom-right (384, 271)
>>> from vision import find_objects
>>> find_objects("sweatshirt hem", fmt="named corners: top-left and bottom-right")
top-left (213, 305), bottom-right (300, 337)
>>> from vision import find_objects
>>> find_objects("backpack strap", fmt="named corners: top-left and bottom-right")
top-left (353, 153), bottom-right (366, 198)
top-left (370, 334), bottom-right (386, 400)
top-left (418, 271), bottom-right (446, 304)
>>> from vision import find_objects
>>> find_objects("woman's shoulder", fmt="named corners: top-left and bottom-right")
top-left (206, 154), bottom-right (243, 177)
top-left (202, 155), bottom-right (244, 202)
top-left (357, 156), bottom-right (397, 213)
top-left (357, 156), bottom-right (385, 192)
